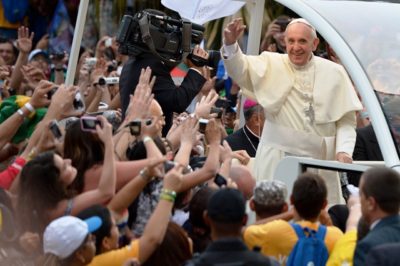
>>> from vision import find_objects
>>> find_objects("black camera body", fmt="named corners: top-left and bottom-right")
top-left (117, 9), bottom-right (204, 66)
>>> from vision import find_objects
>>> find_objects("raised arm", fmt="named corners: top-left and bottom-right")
top-left (180, 119), bottom-right (221, 192)
top-left (10, 27), bottom-right (34, 94)
top-left (51, 116), bottom-right (116, 218)
top-left (0, 80), bottom-right (51, 149)
top-left (138, 164), bottom-right (184, 263)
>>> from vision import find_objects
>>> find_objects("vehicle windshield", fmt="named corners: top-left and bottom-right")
top-left (305, 0), bottom-right (400, 152)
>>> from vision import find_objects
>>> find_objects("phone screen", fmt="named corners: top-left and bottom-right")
top-left (81, 117), bottom-right (101, 132)
top-left (49, 120), bottom-right (62, 139)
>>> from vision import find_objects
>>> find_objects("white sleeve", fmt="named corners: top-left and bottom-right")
top-left (222, 42), bottom-right (239, 59)
top-left (335, 111), bottom-right (357, 155)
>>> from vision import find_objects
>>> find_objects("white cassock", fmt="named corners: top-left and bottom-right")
top-left (222, 44), bottom-right (362, 204)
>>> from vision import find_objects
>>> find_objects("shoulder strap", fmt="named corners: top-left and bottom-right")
top-left (315, 224), bottom-right (327, 240)
top-left (290, 223), bottom-right (306, 238)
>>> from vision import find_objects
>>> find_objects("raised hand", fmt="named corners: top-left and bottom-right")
top-left (223, 18), bottom-right (246, 46)
top-left (125, 67), bottom-right (155, 121)
top-left (205, 119), bottom-right (222, 145)
top-left (29, 80), bottom-right (53, 108)
top-left (47, 85), bottom-right (83, 119)
top-left (95, 115), bottom-right (113, 144)
top-left (21, 64), bottom-right (47, 89)
top-left (162, 164), bottom-right (184, 193)
top-left (180, 116), bottom-right (199, 145)
top-left (195, 90), bottom-right (219, 119)
top-left (16, 26), bottom-right (34, 54)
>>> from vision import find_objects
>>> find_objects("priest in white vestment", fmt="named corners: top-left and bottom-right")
top-left (221, 18), bottom-right (362, 203)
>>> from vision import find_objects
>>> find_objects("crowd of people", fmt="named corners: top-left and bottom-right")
top-left (1, 2), bottom-right (400, 266)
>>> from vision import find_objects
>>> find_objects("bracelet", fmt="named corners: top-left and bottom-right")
top-left (143, 136), bottom-right (152, 143)
top-left (139, 168), bottom-right (153, 182)
top-left (17, 108), bottom-right (25, 117)
top-left (160, 189), bottom-right (177, 200)
top-left (27, 148), bottom-right (37, 161)
top-left (55, 68), bottom-right (64, 72)
top-left (24, 102), bottom-right (35, 113)
top-left (160, 192), bottom-right (175, 203)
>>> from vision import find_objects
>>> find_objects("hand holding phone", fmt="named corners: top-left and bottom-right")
top-left (49, 120), bottom-right (62, 139)
top-left (198, 118), bottom-right (209, 134)
top-left (80, 116), bottom-right (102, 132)
top-left (214, 173), bottom-right (227, 187)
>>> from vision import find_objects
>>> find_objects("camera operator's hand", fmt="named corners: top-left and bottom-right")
top-left (200, 67), bottom-right (216, 96)
top-left (223, 18), bottom-right (246, 46)
top-left (188, 45), bottom-right (208, 73)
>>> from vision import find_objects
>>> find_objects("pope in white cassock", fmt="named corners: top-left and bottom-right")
top-left (221, 18), bottom-right (362, 202)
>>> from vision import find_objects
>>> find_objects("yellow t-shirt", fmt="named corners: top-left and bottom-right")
top-left (243, 220), bottom-right (343, 265)
top-left (326, 229), bottom-right (357, 266)
top-left (88, 239), bottom-right (139, 266)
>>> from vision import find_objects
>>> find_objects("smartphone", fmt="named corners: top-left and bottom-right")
top-left (214, 174), bottom-right (227, 187)
top-left (49, 120), bottom-right (62, 139)
top-left (128, 119), bottom-right (141, 136)
top-left (47, 86), bottom-right (58, 100)
top-left (210, 106), bottom-right (223, 119)
top-left (73, 91), bottom-right (85, 111)
top-left (80, 116), bottom-right (102, 132)
top-left (164, 161), bottom-right (176, 172)
top-left (198, 118), bottom-right (209, 134)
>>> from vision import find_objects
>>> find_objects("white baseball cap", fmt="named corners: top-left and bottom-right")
top-left (43, 216), bottom-right (102, 259)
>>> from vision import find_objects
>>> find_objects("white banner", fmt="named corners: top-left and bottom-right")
top-left (161, 0), bottom-right (245, 25)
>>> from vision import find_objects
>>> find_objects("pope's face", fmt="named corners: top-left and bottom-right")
top-left (285, 23), bottom-right (319, 66)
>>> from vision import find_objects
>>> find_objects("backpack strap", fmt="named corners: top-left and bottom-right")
top-left (315, 224), bottom-right (327, 240)
top-left (290, 223), bottom-right (306, 238)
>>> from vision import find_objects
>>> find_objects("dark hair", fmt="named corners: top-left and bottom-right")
top-left (291, 172), bottom-right (327, 220)
top-left (17, 152), bottom-right (69, 233)
top-left (63, 120), bottom-right (104, 193)
top-left (143, 222), bottom-right (192, 266)
top-left (187, 187), bottom-right (215, 253)
top-left (244, 104), bottom-right (263, 121)
top-left (357, 217), bottom-right (370, 242)
top-left (253, 201), bottom-right (286, 218)
top-left (126, 136), bottom-right (167, 160)
top-left (361, 167), bottom-right (400, 214)
top-left (189, 187), bottom-right (215, 229)
top-left (77, 205), bottom-right (112, 255)
top-left (0, 37), bottom-right (18, 62)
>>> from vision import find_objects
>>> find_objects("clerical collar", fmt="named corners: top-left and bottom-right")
top-left (289, 54), bottom-right (314, 70)
top-left (245, 125), bottom-right (260, 139)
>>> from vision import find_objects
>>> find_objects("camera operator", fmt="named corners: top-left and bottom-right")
top-left (120, 43), bottom-right (208, 136)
